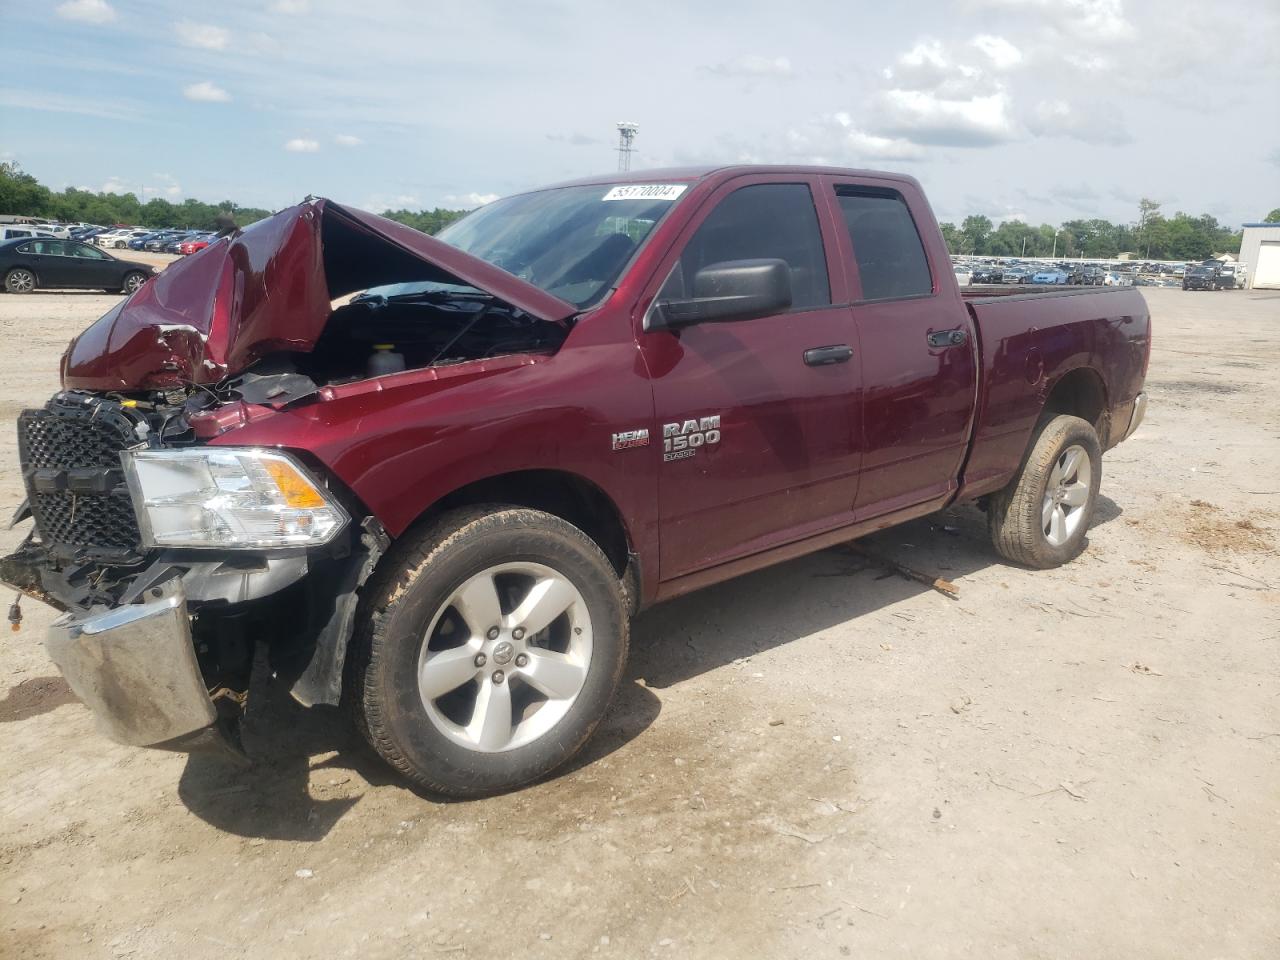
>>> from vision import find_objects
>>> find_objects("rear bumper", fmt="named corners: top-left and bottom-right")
top-left (1118, 392), bottom-right (1147, 444)
top-left (45, 580), bottom-right (217, 747)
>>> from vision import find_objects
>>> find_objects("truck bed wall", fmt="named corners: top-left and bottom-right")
top-left (958, 286), bottom-right (1150, 500)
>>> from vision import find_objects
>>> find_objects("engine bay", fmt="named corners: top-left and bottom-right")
top-left (297, 286), bottom-right (565, 385)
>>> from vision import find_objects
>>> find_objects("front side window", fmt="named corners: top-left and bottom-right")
top-left (659, 183), bottom-right (830, 309)
top-left (435, 183), bottom-right (684, 308)
top-left (835, 187), bottom-right (933, 301)
top-left (72, 242), bottom-right (108, 260)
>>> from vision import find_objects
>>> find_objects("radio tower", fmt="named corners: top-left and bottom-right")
top-left (616, 122), bottom-right (639, 172)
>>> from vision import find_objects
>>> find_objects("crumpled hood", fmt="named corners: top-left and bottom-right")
top-left (61, 198), bottom-right (577, 391)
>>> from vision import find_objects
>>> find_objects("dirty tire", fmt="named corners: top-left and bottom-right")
top-left (347, 506), bottom-right (628, 798)
top-left (989, 414), bottom-right (1102, 569)
top-left (5, 268), bottom-right (35, 294)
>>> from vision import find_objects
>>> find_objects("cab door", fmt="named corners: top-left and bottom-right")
top-left (823, 176), bottom-right (978, 519)
top-left (636, 177), bottom-right (862, 581)
top-left (67, 241), bottom-right (120, 289)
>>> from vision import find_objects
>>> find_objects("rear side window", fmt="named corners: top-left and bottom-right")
top-left (835, 188), bottom-right (933, 301)
top-left (665, 183), bottom-right (830, 309)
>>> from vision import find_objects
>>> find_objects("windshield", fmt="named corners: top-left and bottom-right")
top-left (434, 183), bottom-right (687, 308)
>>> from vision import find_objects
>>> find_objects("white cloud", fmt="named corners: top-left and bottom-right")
top-left (100, 177), bottom-right (129, 194)
top-left (284, 138), bottom-right (320, 152)
top-left (175, 21), bottom-right (231, 51)
top-left (443, 192), bottom-right (499, 208)
top-left (787, 113), bottom-right (927, 162)
top-left (182, 81), bottom-right (231, 103)
top-left (876, 88), bottom-right (1019, 146)
top-left (972, 34), bottom-right (1023, 70)
top-left (143, 184), bottom-right (183, 198)
top-left (1028, 98), bottom-right (1131, 145)
top-left (270, 0), bottom-right (311, 12)
top-left (55, 0), bottom-right (115, 23)
top-left (706, 55), bottom-right (794, 79)
top-left (546, 132), bottom-right (601, 147)
top-left (334, 134), bottom-right (363, 147)
top-left (0, 87), bottom-right (139, 121)
top-left (395, 194), bottom-right (418, 205)
top-left (974, 0), bottom-right (1133, 42)
top-left (883, 39), bottom-right (998, 99)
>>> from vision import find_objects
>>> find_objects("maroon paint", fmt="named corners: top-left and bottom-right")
top-left (61, 200), bottom-right (574, 392)
top-left (59, 167), bottom-right (1150, 607)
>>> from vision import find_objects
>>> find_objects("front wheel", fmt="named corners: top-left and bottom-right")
top-left (122, 271), bottom-right (148, 294)
top-left (348, 506), bottom-right (629, 797)
top-left (988, 414), bottom-right (1102, 568)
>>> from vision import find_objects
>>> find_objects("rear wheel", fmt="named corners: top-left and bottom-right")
top-left (348, 506), bottom-right (629, 797)
top-left (4, 268), bottom-right (35, 293)
top-left (989, 415), bottom-right (1101, 569)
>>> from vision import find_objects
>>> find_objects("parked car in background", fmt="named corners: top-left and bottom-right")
top-left (1182, 264), bottom-right (1231, 290)
top-left (1103, 272), bottom-right (1132, 286)
top-left (953, 264), bottom-right (972, 286)
top-left (127, 231), bottom-right (166, 251)
top-left (145, 231), bottom-right (191, 252)
top-left (1002, 266), bottom-right (1030, 284)
top-left (0, 226), bottom-right (51, 242)
top-left (93, 228), bottom-right (132, 247)
top-left (1031, 268), bottom-right (1069, 284)
top-left (108, 229), bottom-right (152, 249)
top-left (1069, 266), bottom-right (1105, 285)
top-left (971, 264), bottom-right (1002, 283)
top-left (0, 237), bottom-right (157, 294)
top-left (178, 234), bottom-right (216, 255)
top-left (1218, 263), bottom-right (1247, 289)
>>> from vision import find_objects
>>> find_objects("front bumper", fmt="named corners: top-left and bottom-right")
top-left (45, 579), bottom-right (217, 746)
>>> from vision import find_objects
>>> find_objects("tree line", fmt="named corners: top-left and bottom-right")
top-left (0, 162), bottom-right (468, 236)
top-left (940, 198), bottom-right (1278, 262)
top-left (4, 161), bottom-right (1275, 255)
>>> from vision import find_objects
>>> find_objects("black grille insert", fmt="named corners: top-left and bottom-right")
top-left (18, 397), bottom-right (144, 559)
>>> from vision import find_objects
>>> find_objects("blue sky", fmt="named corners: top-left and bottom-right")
top-left (4, 0), bottom-right (1278, 226)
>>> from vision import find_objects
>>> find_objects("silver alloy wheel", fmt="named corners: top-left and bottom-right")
top-left (1042, 444), bottom-right (1092, 547)
top-left (7, 269), bottom-right (34, 293)
top-left (124, 273), bottom-right (145, 293)
top-left (417, 561), bottom-right (593, 753)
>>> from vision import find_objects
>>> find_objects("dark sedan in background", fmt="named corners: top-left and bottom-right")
top-left (0, 238), bottom-right (156, 294)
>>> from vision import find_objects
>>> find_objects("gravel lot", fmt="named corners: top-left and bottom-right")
top-left (1, 285), bottom-right (1277, 960)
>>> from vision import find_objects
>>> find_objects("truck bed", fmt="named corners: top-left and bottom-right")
top-left (961, 285), bottom-right (1134, 303)
top-left (957, 284), bottom-right (1150, 501)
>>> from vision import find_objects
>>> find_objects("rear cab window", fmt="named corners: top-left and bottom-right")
top-left (833, 186), bottom-right (934, 301)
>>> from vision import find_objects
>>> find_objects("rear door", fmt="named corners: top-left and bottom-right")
top-left (25, 239), bottom-right (78, 286)
top-left (823, 177), bottom-right (978, 519)
top-left (637, 176), bottom-right (862, 579)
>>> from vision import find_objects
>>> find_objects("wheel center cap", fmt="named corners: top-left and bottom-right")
top-left (492, 640), bottom-right (515, 665)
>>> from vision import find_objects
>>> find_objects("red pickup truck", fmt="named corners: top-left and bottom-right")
top-left (3, 166), bottom-right (1149, 797)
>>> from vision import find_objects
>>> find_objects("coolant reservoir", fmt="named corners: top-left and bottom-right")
top-left (367, 343), bottom-right (406, 378)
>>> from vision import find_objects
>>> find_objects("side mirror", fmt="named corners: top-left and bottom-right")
top-left (650, 258), bottom-right (792, 330)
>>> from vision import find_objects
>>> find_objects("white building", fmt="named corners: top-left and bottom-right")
top-left (1239, 222), bottom-right (1280, 289)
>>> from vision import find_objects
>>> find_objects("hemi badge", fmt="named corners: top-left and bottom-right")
top-left (611, 429), bottom-right (650, 451)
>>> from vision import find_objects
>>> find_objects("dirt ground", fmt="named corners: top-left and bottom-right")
top-left (1, 285), bottom-right (1277, 960)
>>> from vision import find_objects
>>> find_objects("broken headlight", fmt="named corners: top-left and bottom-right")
top-left (122, 448), bottom-right (348, 549)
